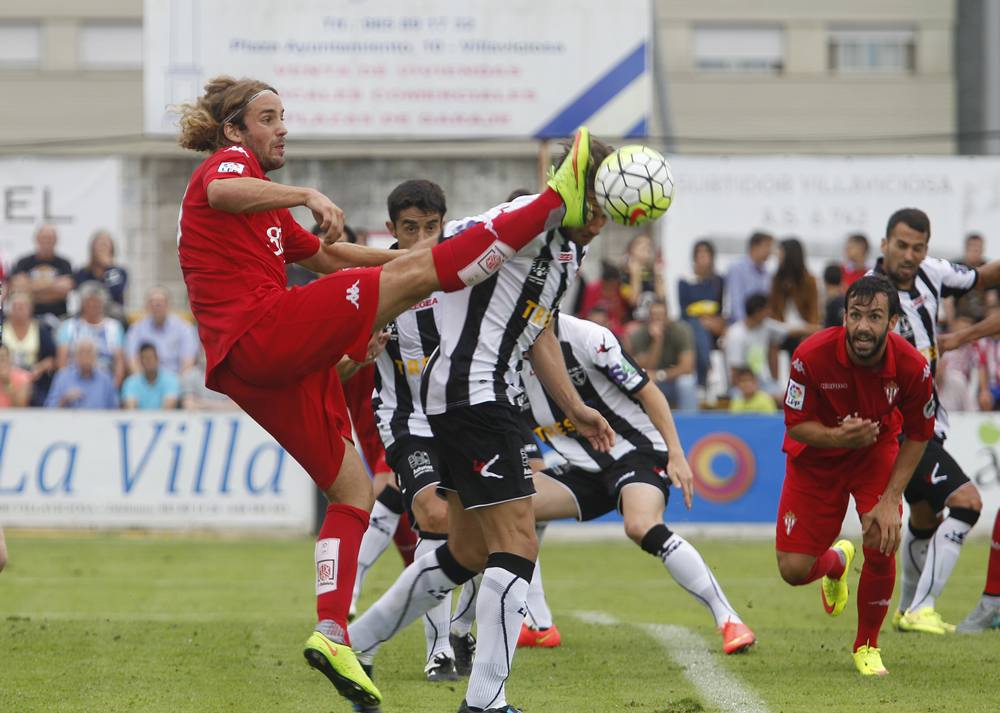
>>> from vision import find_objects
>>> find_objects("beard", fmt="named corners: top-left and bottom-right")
top-left (847, 326), bottom-right (888, 360)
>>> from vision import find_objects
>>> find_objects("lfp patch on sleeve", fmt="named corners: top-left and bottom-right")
top-left (785, 379), bottom-right (806, 411)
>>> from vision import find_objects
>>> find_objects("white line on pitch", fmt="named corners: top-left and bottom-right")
top-left (574, 611), bottom-right (772, 713)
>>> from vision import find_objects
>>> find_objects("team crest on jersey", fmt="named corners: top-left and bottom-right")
top-left (884, 380), bottom-right (899, 404)
top-left (792, 358), bottom-right (805, 375)
top-left (897, 314), bottom-right (914, 339)
top-left (527, 257), bottom-right (551, 286)
top-left (783, 511), bottom-right (797, 536)
top-left (567, 365), bottom-right (587, 386)
top-left (385, 321), bottom-right (398, 340)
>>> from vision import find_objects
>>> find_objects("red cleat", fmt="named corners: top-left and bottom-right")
top-left (720, 621), bottom-right (756, 654)
top-left (517, 623), bottom-right (562, 648)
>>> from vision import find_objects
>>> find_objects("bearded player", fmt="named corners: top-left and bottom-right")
top-left (174, 75), bottom-right (597, 709)
top-left (775, 275), bottom-right (934, 676)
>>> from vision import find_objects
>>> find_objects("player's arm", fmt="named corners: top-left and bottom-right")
top-left (939, 309), bottom-right (1000, 352)
top-left (297, 242), bottom-right (402, 275)
top-left (206, 177), bottom-right (344, 241)
top-left (974, 258), bottom-right (1000, 290)
top-left (861, 436), bottom-right (927, 555)
top-left (787, 417), bottom-right (880, 449)
top-left (527, 325), bottom-right (614, 452)
top-left (336, 331), bottom-right (390, 382)
top-left (634, 382), bottom-right (693, 509)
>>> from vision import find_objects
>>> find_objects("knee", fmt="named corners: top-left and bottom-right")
top-left (624, 518), bottom-right (658, 546)
top-left (776, 553), bottom-right (811, 585)
top-left (449, 538), bottom-right (488, 573)
top-left (413, 494), bottom-right (449, 534)
top-left (861, 548), bottom-right (894, 575)
top-left (947, 486), bottom-right (982, 514)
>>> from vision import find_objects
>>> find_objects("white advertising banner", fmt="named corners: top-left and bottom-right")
top-left (940, 413), bottom-right (1000, 516)
top-left (0, 158), bottom-right (122, 270)
top-left (0, 411), bottom-right (315, 531)
top-left (661, 156), bottom-right (1000, 314)
top-left (143, 0), bottom-right (651, 138)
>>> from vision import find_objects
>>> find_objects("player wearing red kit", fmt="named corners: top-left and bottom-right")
top-left (174, 76), bottom-right (599, 709)
top-left (775, 275), bottom-right (935, 676)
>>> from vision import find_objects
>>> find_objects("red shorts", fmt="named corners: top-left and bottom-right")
top-left (776, 444), bottom-right (900, 556)
top-left (211, 267), bottom-right (381, 491)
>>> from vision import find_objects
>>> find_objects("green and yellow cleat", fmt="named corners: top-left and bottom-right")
top-left (546, 127), bottom-right (593, 228)
top-left (852, 645), bottom-right (889, 676)
top-left (303, 631), bottom-right (382, 707)
top-left (891, 608), bottom-right (903, 630)
top-left (821, 539), bottom-right (855, 617)
top-left (897, 606), bottom-right (955, 634)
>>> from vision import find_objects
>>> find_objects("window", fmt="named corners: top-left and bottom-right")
top-left (79, 21), bottom-right (142, 69)
top-left (828, 27), bottom-right (915, 74)
top-left (0, 22), bottom-right (41, 68)
top-left (693, 25), bottom-right (784, 73)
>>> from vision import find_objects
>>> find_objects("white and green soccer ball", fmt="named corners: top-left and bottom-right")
top-left (595, 145), bottom-right (675, 226)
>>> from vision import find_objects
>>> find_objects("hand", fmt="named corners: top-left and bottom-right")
top-left (937, 332), bottom-right (960, 353)
top-left (836, 414), bottom-right (880, 449)
top-left (568, 405), bottom-right (615, 452)
top-left (305, 190), bottom-right (345, 245)
top-left (667, 454), bottom-right (694, 510)
top-left (62, 387), bottom-right (83, 405)
top-left (647, 321), bottom-right (664, 340)
top-left (860, 495), bottom-right (902, 555)
top-left (362, 331), bottom-right (390, 365)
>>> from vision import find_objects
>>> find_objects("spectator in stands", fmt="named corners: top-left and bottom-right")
top-left (9, 224), bottom-right (74, 326)
top-left (56, 281), bottom-right (125, 387)
top-left (726, 231), bottom-right (774, 322)
top-left (2, 291), bottom-right (57, 406)
top-left (960, 232), bottom-right (986, 270)
top-left (840, 233), bottom-right (869, 288)
top-left (822, 263), bottom-right (845, 328)
top-left (577, 260), bottom-right (629, 338)
top-left (121, 343), bottom-right (180, 410)
top-left (73, 230), bottom-right (128, 320)
top-left (629, 299), bottom-right (698, 411)
top-left (938, 312), bottom-right (992, 412)
top-left (768, 237), bottom-right (821, 352)
top-left (678, 239), bottom-right (726, 387)
top-left (951, 232), bottom-right (992, 322)
top-left (124, 286), bottom-right (199, 376)
top-left (181, 346), bottom-right (236, 410)
top-left (621, 232), bottom-right (665, 322)
top-left (0, 345), bottom-right (31, 408)
top-left (582, 304), bottom-right (611, 331)
top-left (724, 293), bottom-right (787, 399)
top-left (728, 367), bottom-right (776, 414)
top-left (44, 339), bottom-right (118, 409)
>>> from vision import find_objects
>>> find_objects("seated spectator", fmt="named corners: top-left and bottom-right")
top-left (0, 345), bottom-right (31, 408)
top-left (841, 233), bottom-right (869, 288)
top-left (678, 239), bottom-right (726, 387)
top-left (725, 231), bottom-right (774, 322)
top-left (9, 224), bottom-right (74, 327)
top-left (621, 233), bottom-right (665, 322)
top-left (951, 232), bottom-right (991, 322)
top-left (73, 230), bottom-right (128, 321)
top-left (181, 347), bottom-right (237, 410)
top-left (121, 343), bottom-right (180, 410)
top-left (125, 286), bottom-right (198, 376)
top-left (728, 367), bottom-right (776, 414)
top-left (44, 339), bottom-right (119, 409)
top-left (2, 291), bottom-right (57, 406)
top-left (577, 261), bottom-right (629, 338)
top-left (56, 281), bottom-right (125, 386)
top-left (768, 237), bottom-right (821, 352)
top-left (629, 299), bottom-right (698, 411)
top-left (725, 293), bottom-right (788, 399)
top-left (822, 263), bottom-right (845, 328)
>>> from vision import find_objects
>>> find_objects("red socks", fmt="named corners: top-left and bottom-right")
top-left (315, 503), bottom-right (370, 640)
top-left (431, 189), bottom-right (564, 291)
top-left (800, 547), bottom-right (845, 584)
top-left (393, 512), bottom-right (418, 567)
top-left (986, 510), bottom-right (1000, 597)
top-left (854, 548), bottom-right (895, 651)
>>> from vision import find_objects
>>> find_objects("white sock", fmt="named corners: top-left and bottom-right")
top-left (415, 537), bottom-right (454, 661)
top-left (348, 545), bottom-right (463, 660)
top-left (525, 557), bottom-right (553, 629)
top-left (352, 500), bottom-right (401, 606)
top-left (660, 534), bottom-right (740, 628)
top-left (909, 516), bottom-right (973, 611)
top-left (465, 560), bottom-right (531, 711)
top-left (451, 574), bottom-right (482, 637)
top-left (899, 525), bottom-right (931, 612)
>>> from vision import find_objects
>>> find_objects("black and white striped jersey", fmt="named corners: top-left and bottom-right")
top-left (421, 196), bottom-right (585, 415)
top-left (871, 256), bottom-right (978, 437)
top-left (520, 314), bottom-right (666, 472)
top-left (372, 293), bottom-right (441, 450)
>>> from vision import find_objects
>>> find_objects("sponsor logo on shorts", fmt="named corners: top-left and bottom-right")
top-left (783, 510), bottom-right (796, 536)
top-left (473, 454), bottom-right (503, 479)
top-left (218, 161), bottom-right (245, 174)
top-left (407, 450), bottom-right (434, 478)
top-left (614, 470), bottom-right (637, 489)
top-left (785, 380), bottom-right (805, 411)
top-left (346, 279), bottom-right (360, 309)
top-left (884, 380), bottom-right (899, 404)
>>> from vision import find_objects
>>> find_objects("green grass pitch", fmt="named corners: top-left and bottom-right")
top-left (1, 532), bottom-right (997, 713)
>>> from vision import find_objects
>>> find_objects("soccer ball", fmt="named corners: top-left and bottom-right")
top-left (595, 145), bottom-right (675, 226)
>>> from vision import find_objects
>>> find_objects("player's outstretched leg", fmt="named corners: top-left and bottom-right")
top-left (957, 509), bottom-right (1000, 633)
top-left (352, 486), bottom-right (406, 618)
top-left (821, 539), bottom-right (855, 617)
top-left (852, 547), bottom-right (894, 676)
top-left (450, 574), bottom-right (482, 676)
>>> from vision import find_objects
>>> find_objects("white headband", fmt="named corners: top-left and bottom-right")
top-left (222, 89), bottom-right (276, 125)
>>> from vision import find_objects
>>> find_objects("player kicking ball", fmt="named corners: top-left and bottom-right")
top-left (775, 275), bottom-right (934, 676)
top-left (174, 75), bottom-right (597, 709)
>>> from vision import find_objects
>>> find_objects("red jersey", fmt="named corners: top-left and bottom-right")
top-left (178, 145), bottom-right (320, 384)
top-left (782, 327), bottom-right (934, 465)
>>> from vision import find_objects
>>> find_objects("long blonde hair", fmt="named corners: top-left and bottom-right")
top-left (175, 76), bottom-right (277, 153)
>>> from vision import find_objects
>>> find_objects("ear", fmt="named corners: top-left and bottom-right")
top-left (888, 313), bottom-right (899, 331)
top-left (880, 237), bottom-right (889, 254)
top-left (385, 219), bottom-right (396, 238)
top-left (222, 122), bottom-right (243, 144)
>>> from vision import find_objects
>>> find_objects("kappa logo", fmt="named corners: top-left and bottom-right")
top-left (473, 454), bottom-right (503, 479)
top-left (884, 380), bottom-right (899, 404)
top-left (783, 510), bottom-right (797, 536)
top-left (922, 363), bottom-right (931, 382)
top-left (345, 279), bottom-right (360, 309)
top-left (792, 358), bottom-right (805, 375)
top-left (225, 145), bottom-right (249, 157)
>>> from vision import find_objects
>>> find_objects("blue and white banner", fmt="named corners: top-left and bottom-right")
top-left (144, 0), bottom-right (651, 138)
top-left (0, 411), bottom-right (314, 531)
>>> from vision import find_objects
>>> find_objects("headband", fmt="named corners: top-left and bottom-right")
top-left (221, 89), bottom-right (276, 126)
